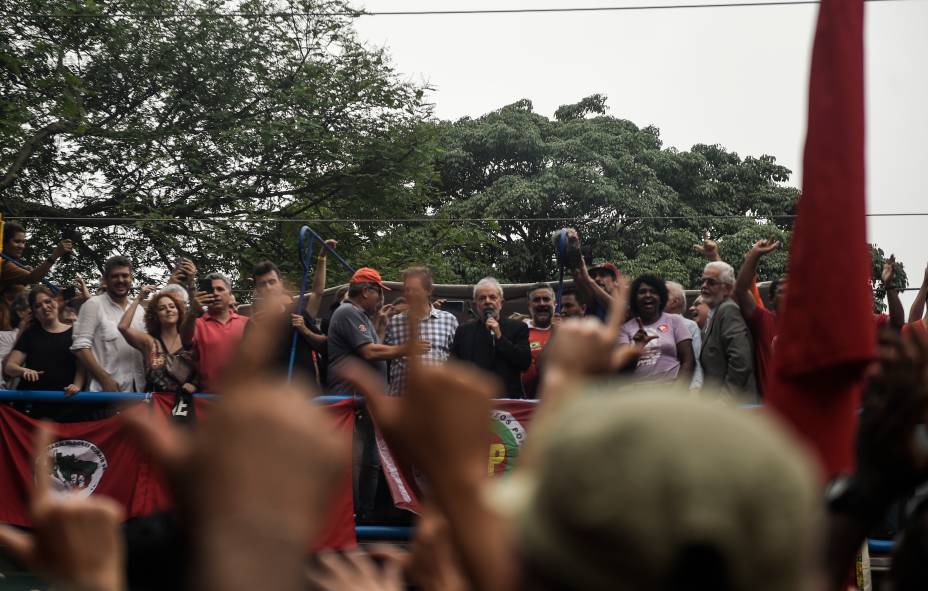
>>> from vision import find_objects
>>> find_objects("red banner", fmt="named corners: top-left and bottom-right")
top-left (378, 399), bottom-right (537, 514)
top-left (0, 396), bottom-right (357, 551)
top-left (0, 404), bottom-right (156, 526)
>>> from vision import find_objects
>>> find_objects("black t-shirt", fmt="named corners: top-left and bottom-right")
top-left (15, 324), bottom-right (77, 391)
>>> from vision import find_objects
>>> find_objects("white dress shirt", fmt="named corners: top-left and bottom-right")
top-left (70, 293), bottom-right (146, 392)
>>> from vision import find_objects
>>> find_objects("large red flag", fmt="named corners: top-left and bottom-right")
top-left (766, 0), bottom-right (872, 476)
top-left (0, 405), bottom-right (154, 526)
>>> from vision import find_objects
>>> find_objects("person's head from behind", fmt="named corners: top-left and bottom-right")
top-left (252, 260), bottom-right (283, 298)
top-left (628, 274), bottom-right (669, 323)
top-left (700, 262), bottom-right (736, 308)
top-left (589, 263), bottom-right (619, 294)
top-left (144, 292), bottom-right (185, 337)
top-left (103, 255), bottom-right (133, 301)
top-left (768, 277), bottom-right (788, 312)
top-left (527, 284), bottom-right (555, 329)
top-left (28, 285), bottom-right (59, 328)
top-left (687, 296), bottom-right (710, 330)
top-left (402, 266), bottom-right (434, 307)
top-left (559, 289), bottom-right (586, 318)
top-left (474, 277), bottom-right (504, 319)
top-left (509, 391), bottom-right (821, 591)
top-left (3, 222), bottom-right (26, 259)
top-left (204, 273), bottom-right (233, 312)
top-left (665, 281), bottom-right (687, 316)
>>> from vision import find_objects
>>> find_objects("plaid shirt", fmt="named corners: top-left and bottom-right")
top-left (385, 308), bottom-right (459, 395)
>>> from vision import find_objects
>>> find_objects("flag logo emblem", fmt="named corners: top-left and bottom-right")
top-left (41, 439), bottom-right (108, 497)
top-left (488, 411), bottom-right (527, 476)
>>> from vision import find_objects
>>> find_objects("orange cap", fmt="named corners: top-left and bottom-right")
top-left (350, 267), bottom-right (392, 291)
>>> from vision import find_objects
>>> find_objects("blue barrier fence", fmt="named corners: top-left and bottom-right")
top-left (0, 390), bottom-right (897, 550)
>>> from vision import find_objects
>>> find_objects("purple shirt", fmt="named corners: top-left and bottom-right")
top-left (619, 312), bottom-right (692, 381)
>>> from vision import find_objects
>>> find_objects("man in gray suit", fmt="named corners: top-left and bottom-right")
top-left (699, 261), bottom-right (758, 399)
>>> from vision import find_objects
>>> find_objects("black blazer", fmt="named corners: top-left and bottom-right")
top-left (450, 318), bottom-right (532, 398)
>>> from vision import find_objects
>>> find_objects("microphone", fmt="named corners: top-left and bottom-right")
top-left (483, 307), bottom-right (496, 353)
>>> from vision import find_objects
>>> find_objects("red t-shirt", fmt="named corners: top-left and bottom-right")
top-left (521, 325), bottom-right (552, 399)
top-left (191, 309), bottom-right (249, 391)
top-left (745, 306), bottom-right (777, 397)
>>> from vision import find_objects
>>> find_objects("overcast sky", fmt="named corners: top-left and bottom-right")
top-left (353, 0), bottom-right (928, 305)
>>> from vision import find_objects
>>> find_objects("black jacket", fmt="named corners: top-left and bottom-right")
top-left (450, 318), bottom-right (532, 398)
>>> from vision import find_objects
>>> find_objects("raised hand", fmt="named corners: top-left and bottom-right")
top-left (137, 285), bottom-right (157, 301)
top-left (124, 315), bottom-right (349, 591)
top-left (693, 238), bottom-right (720, 262)
top-left (882, 254), bottom-right (897, 286)
top-left (751, 239), bottom-right (781, 256)
top-left (0, 425), bottom-right (126, 591)
top-left (542, 279), bottom-right (644, 377)
top-left (306, 550), bottom-right (404, 591)
top-left (52, 239), bottom-right (73, 259)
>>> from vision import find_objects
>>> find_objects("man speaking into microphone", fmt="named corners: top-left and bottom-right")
top-left (450, 276), bottom-right (531, 398)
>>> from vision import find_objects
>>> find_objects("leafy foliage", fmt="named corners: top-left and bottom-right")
top-left (1, 4), bottom-right (903, 303)
top-left (1, 0), bottom-right (432, 288)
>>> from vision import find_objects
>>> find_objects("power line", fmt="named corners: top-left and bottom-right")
top-left (6, 212), bottom-right (928, 224)
top-left (0, 0), bottom-right (911, 19)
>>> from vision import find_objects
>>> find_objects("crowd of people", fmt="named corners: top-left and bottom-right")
top-left (0, 219), bottom-right (928, 591)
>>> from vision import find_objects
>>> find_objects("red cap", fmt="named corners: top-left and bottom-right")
top-left (589, 262), bottom-right (619, 279)
top-left (350, 267), bottom-right (392, 291)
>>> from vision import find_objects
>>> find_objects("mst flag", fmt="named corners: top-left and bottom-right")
top-left (0, 405), bottom-right (156, 526)
top-left (766, 0), bottom-right (871, 476)
top-left (379, 399), bottom-right (537, 514)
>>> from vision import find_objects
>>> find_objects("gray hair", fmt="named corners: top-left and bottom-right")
top-left (666, 281), bottom-right (685, 302)
top-left (204, 272), bottom-right (232, 290)
top-left (473, 276), bottom-right (504, 300)
top-left (161, 283), bottom-right (190, 304)
top-left (704, 261), bottom-right (736, 286)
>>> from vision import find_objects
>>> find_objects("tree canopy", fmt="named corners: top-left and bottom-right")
top-left (0, 3), bottom-right (904, 301)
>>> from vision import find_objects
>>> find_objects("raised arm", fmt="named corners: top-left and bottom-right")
top-left (908, 262), bottom-right (928, 323)
top-left (118, 285), bottom-right (156, 355)
top-left (882, 256), bottom-right (905, 330)
top-left (734, 240), bottom-right (780, 319)
top-left (16, 240), bottom-right (73, 284)
top-left (181, 291), bottom-right (213, 349)
top-left (305, 239), bottom-right (336, 320)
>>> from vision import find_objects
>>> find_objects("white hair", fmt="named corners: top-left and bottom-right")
top-left (473, 277), bottom-right (504, 300)
top-left (161, 283), bottom-right (190, 304)
top-left (666, 281), bottom-right (685, 301)
top-left (704, 261), bottom-right (736, 286)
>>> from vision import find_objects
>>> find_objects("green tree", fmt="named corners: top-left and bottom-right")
top-left (430, 96), bottom-right (799, 287)
top-left (0, 0), bottom-right (433, 287)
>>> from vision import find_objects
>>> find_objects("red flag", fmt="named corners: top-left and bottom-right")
top-left (766, 0), bottom-right (871, 476)
top-left (0, 405), bottom-right (153, 526)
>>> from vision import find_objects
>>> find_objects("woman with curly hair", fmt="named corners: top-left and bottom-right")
top-left (118, 285), bottom-right (196, 393)
top-left (618, 273), bottom-right (695, 384)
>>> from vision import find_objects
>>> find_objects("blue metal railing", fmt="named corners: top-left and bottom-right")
top-left (0, 390), bottom-right (352, 405)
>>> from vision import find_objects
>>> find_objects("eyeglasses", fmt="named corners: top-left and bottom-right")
top-left (700, 277), bottom-right (722, 287)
